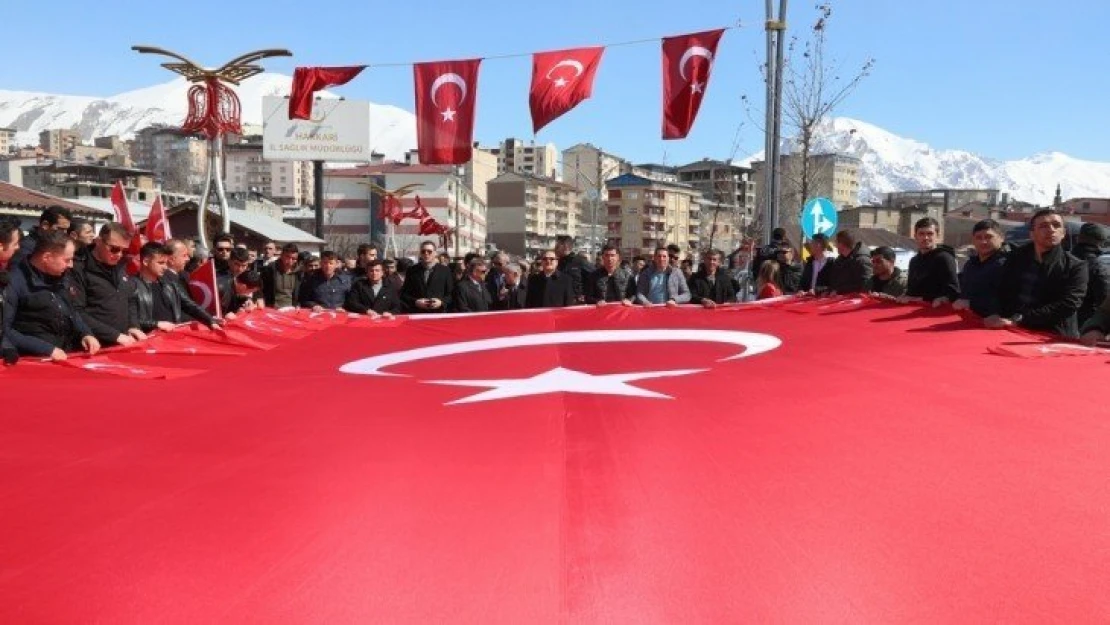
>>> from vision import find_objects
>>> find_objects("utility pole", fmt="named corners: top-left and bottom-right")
top-left (763, 0), bottom-right (787, 245)
top-left (594, 150), bottom-right (603, 256)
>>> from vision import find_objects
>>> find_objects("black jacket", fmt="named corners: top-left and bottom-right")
top-left (491, 284), bottom-right (527, 311)
top-left (453, 278), bottom-right (493, 312)
top-left (799, 257), bottom-right (832, 293)
top-left (526, 270), bottom-right (576, 308)
top-left (996, 242), bottom-right (1089, 337)
top-left (959, 251), bottom-right (1007, 317)
top-left (824, 243), bottom-right (873, 294)
top-left (557, 253), bottom-right (591, 302)
top-left (778, 262), bottom-right (802, 294)
top-left (129, 275), bottom-right (216, 332)
top-left (70, 251), bottom-right (134, 344)
top-left (689, 268), bottom-right (738, 304)
top-left (584, 267), bottom-right (634, 304)
top-left (260, 262), bottom-right (302, 308)
top-left (8, 227), bottom-right (44, 267)
top-left (1072, 242), bottom-right (1108, 327)
top-left (1, 260), bottom-right (93, 355)
top-left (400, 263), bottom-right (454, 313)
top-left (344, 278), bottom-right (401, 315)
top-left (907, 246), bottom-right (960, 301)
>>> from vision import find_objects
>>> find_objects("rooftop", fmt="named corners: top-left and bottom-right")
top-left (149, 202), bottom-right (324, 245)
top-left (325, 162), bottom-right (455, 178)
top-left (488, 171), bottom-right (577, 191)
top-left (605, 173), bottom-right (697, 192)
top-left (0, 181), bottom-right (111, 218)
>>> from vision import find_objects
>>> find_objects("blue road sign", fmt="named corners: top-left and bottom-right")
top-left (801, 197), bottom-right (838, 238)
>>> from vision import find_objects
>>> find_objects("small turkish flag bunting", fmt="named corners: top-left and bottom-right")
top-left (661, 29), bottom-right (725, 139)
top-left (413, 58), bottom-right (481, 164)
top-left (530, 46), bottom-right (604, 133)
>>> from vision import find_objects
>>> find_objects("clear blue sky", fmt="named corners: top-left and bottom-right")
top-left (8, 0), bottom-right (1110, 163)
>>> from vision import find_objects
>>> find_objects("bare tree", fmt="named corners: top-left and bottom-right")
top-left (777, 3), bottom-right (873, 241)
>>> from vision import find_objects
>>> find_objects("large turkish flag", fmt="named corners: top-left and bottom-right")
top-left (662, 29), bottom-right (725, 139)
top-left (413, 58), bottom-right (481, 165)
top-left (0, 301), bottom-right (1107, 622)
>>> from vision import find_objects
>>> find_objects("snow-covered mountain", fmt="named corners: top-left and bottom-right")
top-left (0, 73), bottom-right (416, 160)
top-left (807, 118), bottom-right (1110, 206)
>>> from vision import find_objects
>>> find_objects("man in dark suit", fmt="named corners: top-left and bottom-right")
top-left (344, 260), bottom-right (400, 317)
top-left (526, 250), bottom-right (576, 308)
top-left (492, 262), bottom-right (527, 311)
top-left (400, 241), bottom-right (453, 314)
top-left (453, 258), bottom-right (493, 313)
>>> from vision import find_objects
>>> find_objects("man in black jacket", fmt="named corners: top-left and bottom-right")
top-left (904, 217), bottom-right (960, 304)
top-left (2, 231), bottom-right (99, 360)
top-left (775, 246), bottom-right (802, 294)
top-left (401, 241), bottom-right (453, 313)
top-left (953, 219), bottom-right (1007, 317)
top-left (1072, 223), bottom-right (1108, 327)
top-left (344, 260), bottom-right (400, 317)
top-left (555, 235), bottom-right (590, 303)
top-left (10, 205), bottom-right (72, 266)
top-left (989, 209), bottom-right (1088, 337)
top-left (585, 244), bottom-right (634, 306)
top-left (71, 222), bottom-right (146, 346)
top-left (130, 242), bottom-right (220, 333)
top-left (823, 231), bottom-right (872, 294)
top-left (453, 258), bottom-right (493, 312)
top-left (689, 249), bottom-right (738, 308)
top-left (527, 250), bottom-right (576, 308)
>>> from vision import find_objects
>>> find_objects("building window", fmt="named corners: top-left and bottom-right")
top-left (627, 191), bottom-right (639, 200)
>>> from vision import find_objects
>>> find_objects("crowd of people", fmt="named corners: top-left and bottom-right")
top-left (1, 205), bottom-right (1108, 366)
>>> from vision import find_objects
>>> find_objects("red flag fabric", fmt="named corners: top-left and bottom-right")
top-left (288, 66), bottom-right (367, 120)
top-left (187, 258), bottom-right (221, 317)
top-left (110, 180), bottom-right (137, 233)
top-left (400, 196), bottom-right (430, 223)
top-left (661, 29), bottom-right (725, 139)
top-left (144, 194), bottom-right (171, 243)
top-left (529, 46), bottom-right (604, 133)
top-left (2, 303), bottom-right (1109, 622)
top-left (59, 356), bottom-right (204, 379)
top-left (413, 58), bottom-right (481, 164)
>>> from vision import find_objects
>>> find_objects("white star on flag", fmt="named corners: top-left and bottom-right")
top-left (425, 366), bottom-right (706, 405)
top-left (441, 107), bottom-right (457, 122)
top-left (690, 80), bottom-right (704, 94)
top-left (553, 77), bottom-right (568, 88)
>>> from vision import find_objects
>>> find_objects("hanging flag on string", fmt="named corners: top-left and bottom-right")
top-left (661, 29), bottom-right (725, 139)
top-left (413, 58), bottom-right (481, 164)
top-left (529, 46), bottom-right (604, 133)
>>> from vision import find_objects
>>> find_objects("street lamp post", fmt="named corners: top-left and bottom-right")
top-left (131, 45), bottom-right (292, 250)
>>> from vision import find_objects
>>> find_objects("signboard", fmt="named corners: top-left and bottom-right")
top-left (262, 96), bottom-right (371, 162)
top-left (801, 197), bottom-right (838, 238)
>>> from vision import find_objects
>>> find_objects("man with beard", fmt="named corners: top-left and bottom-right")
top-left (67, 218), bottom-right (96, 259)
top-left (2, 230), bottom-right (99, 360)
top-left (71, 222), bottom-right (146, 347)
top-left (401, 242), bottom-right (453, 314)
top-left (990, 209), bottom-right (1088, 337)
top-left (689, 249), bottom-right (738, 308)
top-left (260, 243), bottom-right (302, 308)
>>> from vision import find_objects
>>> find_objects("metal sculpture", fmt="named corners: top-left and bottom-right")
top-left (132, 46), bottom-right (292, 249)
top-left (362, 181), bottom-right (424, 258)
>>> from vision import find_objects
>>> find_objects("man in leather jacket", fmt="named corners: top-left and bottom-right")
top-left (130, 242), bottom-right (221, 333)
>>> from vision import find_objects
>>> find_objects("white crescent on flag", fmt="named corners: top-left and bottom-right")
top-left (679, 46), bottom-right (714, 81)
top-left (545, 58), bottom-right (585, 80)
top-left (189, 281), bottom-right (213, 310)
top-left (430, 73), bottom-right (468, 108)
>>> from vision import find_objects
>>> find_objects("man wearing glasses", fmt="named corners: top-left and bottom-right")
top-left (211, 234), bottom-right (235, 277)
top-left (453, 258), bottom-right (493, 313)
top-left (401, 242), bottom-right (453, 314)
top-left (526, 251), bottom-right (576, 308)
top-left (70, 222), bottom-right (147, 346)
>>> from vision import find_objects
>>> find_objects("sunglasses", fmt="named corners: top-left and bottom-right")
top-left (215, 247), bottom-right (233, 253)
top-left (420, 249), bottom-right (436, 255)
top-left (105, 244), bottom-right (126, 255)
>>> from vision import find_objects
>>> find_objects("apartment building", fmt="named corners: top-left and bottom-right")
top-left (224, 138), bottom-right (314, 206)
top-left (481, 138), bottom-right (559, 179)
top-left (486, 171), bottom-right (580, 258)
top-left (0, 127), bottom-right (16, 155)
top-left (752, 152), bottom-right (862, 214)
top-left (604, 173), bottom-right (701, 260)
top-left (39, 129), bottom-right (81, 158)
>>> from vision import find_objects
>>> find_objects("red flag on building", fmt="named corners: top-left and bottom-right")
top-left (529, 46), bottom-right (604, 133)
top-left (413, 58), bottom-right (481, 164)
top-left (144, 194), bottom-right (171, 243)
top-left (110, 180), bottom-right (137, 233)
top-left (661, 29), bottom-right (725, 139)
top-left (187, 258), bottom-right (222, 318)
top-left (288, 66), bottom-right (367, 120)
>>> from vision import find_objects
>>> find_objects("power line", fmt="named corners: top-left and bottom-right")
top-left (360, 23), bottom-right (742, 69)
